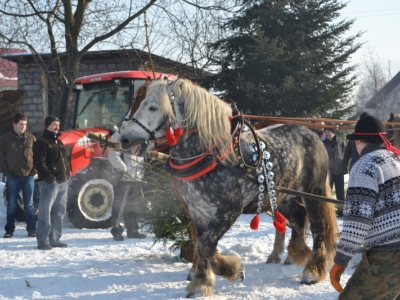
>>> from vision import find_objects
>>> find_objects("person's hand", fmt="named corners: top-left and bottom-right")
top-left (44, 176), bottom-right (56, 184)
top-left (342, 166), bottom-right (348, 175)
top-left (121, 174), bottom-right (133, 181)
top-left (330, 263), bottom-right (345, 293)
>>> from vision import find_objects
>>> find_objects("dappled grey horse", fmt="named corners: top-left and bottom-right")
top-left (119, 79), bottom-right (338, 298)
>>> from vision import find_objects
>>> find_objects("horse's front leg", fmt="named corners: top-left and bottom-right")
top-left (186, 208), bottom-right (244, 297)
top-left (168, 175), bottom-right (198, 281)
top-left (186, 239), bottom-right (244, 298)
top-left (186, 224), bottom-right (198, 281)
top-left (186, 256), bottom-right (215, 298)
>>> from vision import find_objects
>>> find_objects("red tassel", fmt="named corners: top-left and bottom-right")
top-left (250, 214), bottom-right (260, 230)
top-left (165, 127), bottom-right (177, 146)
top-left (273, 211), bottom-right (286, 234)
top-left (173, 126), bottom-right (183, 142)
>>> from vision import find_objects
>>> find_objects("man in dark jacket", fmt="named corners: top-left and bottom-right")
top-left (0, 112), bottom-right (37, 238)
top-left (33, 115), bottom-right (70, 250)
top-left (342, 112), bottom-right (371, 173)
top-left (323, 128), bottom-right (346, 201)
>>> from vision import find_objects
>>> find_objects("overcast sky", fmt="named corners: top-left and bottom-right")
top-left (340, 0), bottom-right (400, 77)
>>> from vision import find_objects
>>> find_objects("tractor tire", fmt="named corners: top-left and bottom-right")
top-left (67, 160), bottom-right (117, 229)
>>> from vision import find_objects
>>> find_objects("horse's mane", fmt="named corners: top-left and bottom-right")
top-left (158, 79), bottom-right (235, 161)
top-left (386, 113), bottom-right (400, 149)
top-left (127, 77), bottom-right (152, 119)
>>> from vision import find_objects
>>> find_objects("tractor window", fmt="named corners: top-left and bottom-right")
top-left (75, 81), bottom-right (130, 130)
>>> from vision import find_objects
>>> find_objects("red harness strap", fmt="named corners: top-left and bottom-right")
top-left (169, 143), bottom-right (233, 181)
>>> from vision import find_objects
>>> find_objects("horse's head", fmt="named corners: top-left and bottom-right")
top-left (119, 79), bottom-right (175, 155)
top-left (127, 76), bottom-right (153, 119)
top-left (385, 112), bottom-right (400, 148)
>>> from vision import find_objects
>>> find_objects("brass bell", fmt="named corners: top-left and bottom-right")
top-left (239, 163), bottom-right (244, 168)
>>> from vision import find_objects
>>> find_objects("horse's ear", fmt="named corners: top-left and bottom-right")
top-left (146, 76), bottom-right (152, 84)
top-left (390, 112), bottom-right (395, 121)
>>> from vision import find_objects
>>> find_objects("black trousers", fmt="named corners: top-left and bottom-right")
top-left (111, 180), bottom-right (143, 234)
top-left (330, 174), bottom-right (345, 201)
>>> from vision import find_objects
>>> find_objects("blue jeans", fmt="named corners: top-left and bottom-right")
top-left (4, 175), bottom-right (36, 232)
top-left (36, 181), bottom-right (68, 246)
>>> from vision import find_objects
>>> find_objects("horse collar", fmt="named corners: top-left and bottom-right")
top-left (233, 122), bottom-right (280, 224)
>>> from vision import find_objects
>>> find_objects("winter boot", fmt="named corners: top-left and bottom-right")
top-left (111, 225), bottom-right (124, 241)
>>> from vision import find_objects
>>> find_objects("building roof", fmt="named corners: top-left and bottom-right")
top-left (366, 71), bottom-right (400, 109)
top-left (2, 48), bottom-right (210, 77)
top-left (0, 48), bottom-right (26, 88)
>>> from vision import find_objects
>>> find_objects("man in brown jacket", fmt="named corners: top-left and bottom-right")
top-left (0, 113), bottom-right (37, 238)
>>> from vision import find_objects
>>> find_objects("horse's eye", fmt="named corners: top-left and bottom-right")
top-left (149, 106), bottom-right (157, 111)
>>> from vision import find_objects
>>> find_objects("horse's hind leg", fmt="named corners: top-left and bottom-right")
top-left (301, 199), bottom-right (333, 284)
top-left (266, 230), bottom-right (285, 263)
top-left (279, 196), bottom-right (311, 265)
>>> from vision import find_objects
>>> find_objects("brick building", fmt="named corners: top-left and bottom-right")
top-left (3, 49), bottom-right (198, 135)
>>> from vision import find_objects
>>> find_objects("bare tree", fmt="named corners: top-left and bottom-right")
top-left (0, 0), bottom-right (237, 128)
top-left (354, 46), bottom-right (393, 118)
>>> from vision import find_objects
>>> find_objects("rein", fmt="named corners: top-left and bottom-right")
top-left (130, 116), bottom-right (166, 140)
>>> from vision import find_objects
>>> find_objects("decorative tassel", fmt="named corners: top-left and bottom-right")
top-left (250, 214), bottom-right (260, 230)
top-left (173, 125), bottom-right (183, 141)
top-left (165, 125), bottom-right (183, 146)
top-left (273, 211), bottom-right (286, 234)
top-left (165, 127), bottom-right (177, 146)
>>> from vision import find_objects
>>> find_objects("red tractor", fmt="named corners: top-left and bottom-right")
top-left (60, 71), bottom-right (176, 229)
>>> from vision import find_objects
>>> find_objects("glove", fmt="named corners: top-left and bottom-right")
top-left (329, 263), bottom-right (345, 293)
top-left (121, 174), bottom-right (133, 181)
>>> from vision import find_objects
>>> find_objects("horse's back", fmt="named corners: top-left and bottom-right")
top-left (255, 123), bottom-right (329, 190)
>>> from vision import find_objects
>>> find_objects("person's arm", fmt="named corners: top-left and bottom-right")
top-left (33, 140), bottom-right (55, 182)
top-left (342, 141), bottom-right (351, 174)
top-left (334, 163), bottom-right (378, 267)
top-left (0, 136), bottom-right (10, 176)
top-left (107, 131), bottom-right (127, 172)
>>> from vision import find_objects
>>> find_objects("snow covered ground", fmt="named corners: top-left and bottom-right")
top-left (0, 187), bottom-right (360, 300)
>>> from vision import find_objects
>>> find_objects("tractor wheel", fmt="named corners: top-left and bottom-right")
top-left (67, 166), bottom-right (116, 229)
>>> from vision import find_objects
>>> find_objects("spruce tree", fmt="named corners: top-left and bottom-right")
top-left (209, 0), bottom-right (362, 118)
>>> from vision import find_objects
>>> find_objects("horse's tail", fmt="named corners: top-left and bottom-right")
top-left (322, 174), bottom-right (339, 266)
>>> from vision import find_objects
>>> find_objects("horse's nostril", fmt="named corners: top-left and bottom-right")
top-left (120, 138), bottom-right (129, 145)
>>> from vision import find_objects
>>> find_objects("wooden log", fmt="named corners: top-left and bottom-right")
top-left (85, 131), bottom-right (169, 163)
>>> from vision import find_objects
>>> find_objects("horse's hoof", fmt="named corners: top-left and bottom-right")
top-left (266, 256), bottom-right (281, 264)
top-left (237, 265), bottom-right (245, 281)
top-left (239, 270), bottom-right (245, 281)
top-left (300, 279), bottom-right (317, 285)
top-left (186, 292), bottom-right (201, 298)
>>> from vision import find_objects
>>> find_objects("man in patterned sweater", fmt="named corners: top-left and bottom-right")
top-left (329, 114), bottom-right (400, 299)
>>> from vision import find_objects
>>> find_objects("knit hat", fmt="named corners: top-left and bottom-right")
top-left (45, 115), bottom-right (60, 128)
top-left (324, 128), bottom-right (335, 134)
top-left (359, 111), bottom-right (371, 119)
top-left (347, 115), bottom-right (400, 156)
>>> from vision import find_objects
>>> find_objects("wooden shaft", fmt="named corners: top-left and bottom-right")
top-left (85, 131), bottom-right (169, 163)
